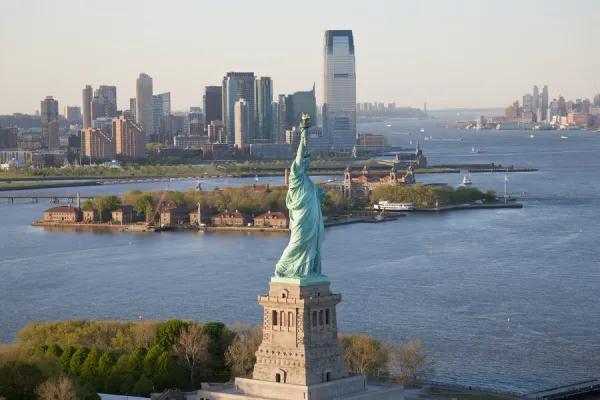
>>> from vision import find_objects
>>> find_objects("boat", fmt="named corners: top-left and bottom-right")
top-left (255, 174), bottom-right (259, 182)
top-left (409, 140), bottom-right (413, 145)
top-left (373, 201), bottom-right (414, 211)
top-left (471, 146), bottom-right (485, 153)
top-left (386, 124), bottom-right (392, 127)
top-left (461, 174), bottom-right (472, 186)
top-left (530, 134), bottom-right (536, 138)
top-left (560, 136), bottom-right (568, 139)
top-left (424, 136), bottom-right (432, 141)
top-left (420, 128), bottom-right (425, 132)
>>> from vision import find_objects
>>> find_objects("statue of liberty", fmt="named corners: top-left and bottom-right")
top-left (274, 113), bottom-right (326, 279)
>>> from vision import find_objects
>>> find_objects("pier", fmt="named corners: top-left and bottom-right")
top-left (525, 379), bottom-right (600, 399)
top-left (1, 195), bottom-right (94, 203)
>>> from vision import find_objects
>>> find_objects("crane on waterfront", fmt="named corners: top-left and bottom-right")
top-left (145, 184), bottom-right (171, 227)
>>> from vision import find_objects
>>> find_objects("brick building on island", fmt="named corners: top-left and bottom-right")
top-left (211, 211), bottom-right (250, 227)
top-left (253, 211), bottom-right (289, 228)
top-left (334, 165), bottom-right (416, 200)
top-left (43, 206), bottom-right (82, 222)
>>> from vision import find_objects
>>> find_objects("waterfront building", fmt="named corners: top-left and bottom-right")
top-left (567, 112), bottom-right (592, 127)
top-left (211, 211), bottom-right (249, 227)
top-left (336, 165), bottom-right (417, 200)
top-left (203, 86), bottom-right (223, 128)
top-left (158, 114), bottom-right (185, 144)
top-left (64, 106), bottom-right (81, 121)
top-left (136, 73), bottom-right (154, 136)
top-left (153, 92), bottom-right (171, 137)
top-left (43, 206), bottom-right (81, 223)
top-left (113, 116), bottom-right (145, 159)
top-left (82, 128), bottom-right (115, 161)
top-left (41, 96), bottom-right (59, 149)
top-left (174, 135), bottom-right (209, 148)
top-left (248, 143), bottom-right (293, 159)
top-left (234, 99), bottom-right (250, 148)
top-left (82, 85), bottom-right (93, 128)
top-left (83, 209), bottom-right (99, 223)
top-left (189, 206), bottom-right (218, 226)
top-left (111, 205), bottom-right (142, 224)
top-left (323, 30), bottom-right (356, 151)
top-left (222, 72), bottom-right (255, 144)
top-left (253, 210), bottom-right (289, 228)
top-left (160, 207), bottom-right (191, 226)
top-left (255, 76), bottom-right (273, 141)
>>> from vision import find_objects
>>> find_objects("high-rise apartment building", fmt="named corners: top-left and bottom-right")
top-left (234, 99), bottom-right (249, 148)
top-left (271, 102), bottom-right (280, 143)
top-left (158, 114), bottom-right (185, 144)
top-left (64, 106), bottom-right (81, 121)
top-left (82, 128), bottom-right (115, 161)
top-left (136, 73), bottom-right (154, 136)
top-left (532, 86), bottom-right (539, 115)
top-left (113, 116), bottom-right (146, 159)
top-left (255, 77), bottom-right (273, 142)
top-left (541, 85), bottom-right (549, 121)
top-left (222, 72), bottom-right (255, 144)
top-left (91, 88), bottom-right (118, 121)
top-left (82, 85), bottom-right (93, 128)
top-left (522, 94), bottom-right (533, 112)
top-left (153, 92), bottom-right (171, 136)
top-left (323, 30), bottom-right (356, 151)
top-left (41, 96), bottom-right (59, 149)
top-left (129, 98), bottom-right (137, 120)
top-left (188, 108), bottom-right (203, 136)
top-left (203, 86), bottom-right (223, 128)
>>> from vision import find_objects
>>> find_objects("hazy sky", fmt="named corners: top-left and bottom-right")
top-left (1, 0), bottom-right (599, 114)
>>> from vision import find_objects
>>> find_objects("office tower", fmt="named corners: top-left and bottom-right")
top-left (532, 86), bottom-right (539, 115)
top-left (277, 94), bottom-right (287, 143)
top-left (153, 92), bottom-right (171, 136)
top-left (522, 94), bottom-right (533, 112)
top-left (158, 114), bottom-right (185, 144)
top-left (129, 98), bottom-right (137, 120)
top-left (271, 102), bottom-right (280, 143)
top-left (64, 106), bottom-right (81, 121)
top-left (203, 86), bottom-right (222, 127)
top-left (47, 121), bottom-right (59, 150)
top-left (255, 76), bottom-right (273, 141)
top-left (188, 107), bottom-right (203, 136)
top-left (82, 85), bottom-right (93, 128)
top-left (323, 30), bottom-right (356, 151)
top-left (91, 88), bottom-right (118, 121)
top-left (82, 128), bottom-right (115, 160)
top-left (222, 72), bottom-right (255, 144)
top-left (113, 116), bottom-right (146, 159)
top-left (284, 84), bottom-right (317, 132)
top-left (41, 96), bottom-right (59, 148)
top-left (208, 120), bottom-right (225, 143)
top-left (136, 73), bottom-right (154, 135)
top-left (541, 85), bottom-right (549, 121)
top-left (234, 99), bottom-right (249, 148)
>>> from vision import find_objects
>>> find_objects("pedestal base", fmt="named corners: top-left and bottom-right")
top-left (196, 374), bottom-right (404, 400)
top-left (270, 275), bottom-right (330, 286)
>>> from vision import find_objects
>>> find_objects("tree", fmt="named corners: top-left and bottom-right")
top-left (202, 322), bottom-right (233, 376)
top-left (143, 346), bottom-right (163, 379)
top-left (126, 347), bottom-right (148, 379)
top-left (224, 324), bottom-right (262, 378)
top-left (59, 346), bottom-right (76, 370)
top-left (69, 346), bottom-right (90, 376)
top-left (339, 333), bottom-right (384, 377)
top-left (37, 375), bottom-right (77, 400)
top-left (172, 324), bottom-right (209, 387)
top-left (96, 195), bottom-right (122, 217)
top-left (388, 340), bottom-right (434, 386)
top-left (0, 361), bottom-right (44, 400)
top-left (134, 195), bottom-right (154, 222)
top-left (112, 354), bottom-right (130, 374)
top-left (154, 319), bottom-right (188, 350)
top-left (154, 352), bottom-right (183, 389)
top-left (97, 350), bottom-right (117, 376)
top-left (34, 344), bottom-right (49, 357)
top-left (45, 343), bottom-right (63, 358)
top-left (81, 347), bottom-right (103, 378)
top-left (103, 373), bottom-right (126, 394)
top-left (132, 375), bottom-right (154, 397)
top-left (82, 199), bottom-right (93, 211)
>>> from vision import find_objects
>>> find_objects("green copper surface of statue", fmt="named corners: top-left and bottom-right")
top-left (274, 113), bottom-right (327, 281)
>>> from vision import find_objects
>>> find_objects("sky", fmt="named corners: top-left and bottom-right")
top-left (1, 0), bottom-right (599, 114)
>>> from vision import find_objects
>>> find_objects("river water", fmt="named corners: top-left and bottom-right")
top-left (1, 117), bottom-right (599, 394)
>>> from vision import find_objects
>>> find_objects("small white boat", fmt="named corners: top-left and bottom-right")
top-left (560, 136), bottom-right (568, 139)
top-left (373, 201), bottom-right (414, 211)
top-left (420, 128), bottom-right (425, 132)
top-left (471, 146), bottom-right (485, 154)
top-left (386, 124), bottom-right (392, 127)
top-left (461, 174), bottom-right (472, 186)
top-left (409, 140), bottom-right (413, 145)
top-left (530, 134), bottom-right (536, 138)
top-left (424, 136), bottom-right (432, 141)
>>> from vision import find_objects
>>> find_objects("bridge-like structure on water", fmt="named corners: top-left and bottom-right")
top-left (525, 379), bottom-right (600, 399)
top-left (0, 195), bottom-right (94, 203)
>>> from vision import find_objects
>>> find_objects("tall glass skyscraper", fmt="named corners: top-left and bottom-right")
top-left (222, 72), bottom-right (255, 144)
top-left (254, 77), bottom-right (273, 142)
top-left (136, 73), bottom-right (154, 136)
top-left (323, 30), bottom-right (356, 152)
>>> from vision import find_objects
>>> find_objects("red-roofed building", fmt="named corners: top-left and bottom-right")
top-left (43, 206), bottom-right (82, 222)
top-left (254, 210), bottom-right (289, 228)
top-left (340, 165), bottom-right (416, 199)
top-left (211, 211), bottom-right (250, 227)
top-left (160, 207), bottom-right (192, 226)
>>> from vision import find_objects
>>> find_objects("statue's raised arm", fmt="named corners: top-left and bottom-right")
top-left (274, 112), bottom-right (326, 281)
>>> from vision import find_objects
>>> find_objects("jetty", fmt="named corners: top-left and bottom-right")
top-left (525, 378), bottom-right (600, 399)
top-left (1, 195), bottom-right (94, 203)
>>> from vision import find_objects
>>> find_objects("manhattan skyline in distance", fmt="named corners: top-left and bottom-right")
top-left (1, 0), bottom-right (599, 114)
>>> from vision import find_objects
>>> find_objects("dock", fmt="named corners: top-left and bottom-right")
top-left (525, 379), bottom-right (600, 399)
top-left (1, 195), bottom-right (94, 203)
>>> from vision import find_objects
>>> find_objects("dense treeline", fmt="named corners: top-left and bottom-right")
top-left (0, 319), bottom-right (433, 399)
top-left (371, 184), bottom-right (496, 207)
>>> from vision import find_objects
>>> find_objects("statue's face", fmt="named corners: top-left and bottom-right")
top-left (303, 156), bottom-right (312, 169)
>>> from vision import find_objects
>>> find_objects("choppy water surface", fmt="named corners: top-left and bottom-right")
top-left (1, 118), bottom-right (599, 393)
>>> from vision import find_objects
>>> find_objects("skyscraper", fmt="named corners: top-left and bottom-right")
top-left (532, 85), bottom-right (539, 115)
top-left (541, 85), bottom-right (549, 121)
top-left (323, 30), bottom-right (356, 151)
top-left (113, 116), bottom-right (146, 159)
top-left (284, 84), bottom-right (317, 132)
top-left (153, 92), bottom-right (171, 136)
top-left (255, 77), bottom-right (273, 142)
top-left (234, 99), bottom-right (249, 148)
top-left (277, 94), bottom-right (287, 143)
top-left (91, 86), bottom-right (118, 121)
top-left (97, 85), bottom-right (117, 109)
top-left (203, 86), bottom-right (223, 128)
top-left (222, 72), bottom-right (255, 144)
top-left (129, 98), bottom-right (136, 120)
top-left (82, 85), bottom-right (93, 128)
top-left (41, 96), bottom-right (59, 148)
top-left (136, 73), bottom-right (153, 136)
top-left (64, 106), bottom-right (81, 121)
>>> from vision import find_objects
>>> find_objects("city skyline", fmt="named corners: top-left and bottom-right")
top-left (1, 0), bottom-right (599, 114)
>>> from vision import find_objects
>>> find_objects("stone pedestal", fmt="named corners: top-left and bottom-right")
top-left (197, 276), bottom-right (404, 400)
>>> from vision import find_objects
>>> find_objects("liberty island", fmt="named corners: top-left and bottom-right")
top-left (196, 115), bottom-right (404, 399)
